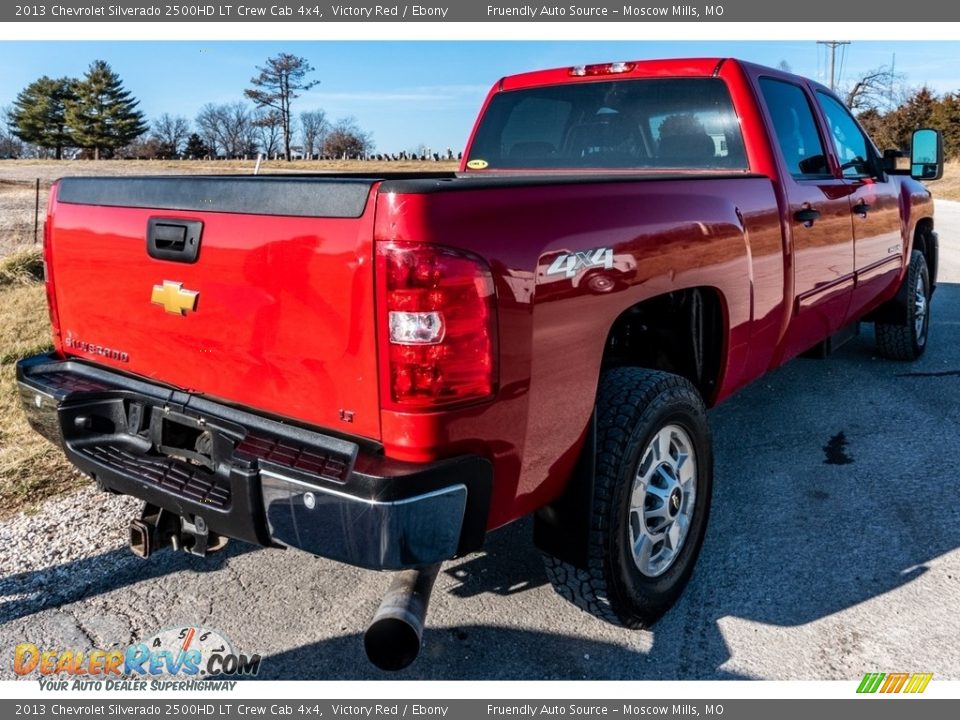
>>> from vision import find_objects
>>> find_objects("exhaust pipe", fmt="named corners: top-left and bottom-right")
top-left (364, 563), bottom-right (441, 671)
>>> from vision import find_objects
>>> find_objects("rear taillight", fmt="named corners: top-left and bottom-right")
top-left (43, 185), bottom-right (63, 353)
top-left (376, 241), bottom-right (497, 409)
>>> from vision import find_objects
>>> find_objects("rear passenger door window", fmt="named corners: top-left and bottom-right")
top-left (758, 78), bottom-right (830, 178)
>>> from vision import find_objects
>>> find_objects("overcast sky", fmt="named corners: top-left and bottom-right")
top-left (1, 40), bottom-right (957, 153)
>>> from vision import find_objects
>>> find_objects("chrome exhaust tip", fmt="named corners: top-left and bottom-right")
top-left (364, 563), bottom-right (441, 671)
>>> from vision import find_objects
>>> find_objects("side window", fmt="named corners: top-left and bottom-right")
top-left (758, 78), bottom-right (830, 179)
top-left (817, 92), bottom-right (875, 178)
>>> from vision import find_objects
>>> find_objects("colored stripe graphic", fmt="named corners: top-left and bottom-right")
top-left (880, 673), bottom-right (909, 693)
top-left (857, 673), bottom-right (885, 693)
top-left (904, 673), bottom-right (933, 694)
top-left (857, 672), bottom-right (932, 694)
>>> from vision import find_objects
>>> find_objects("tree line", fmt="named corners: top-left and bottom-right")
top-left (3, 57), bottom-right (959, 164)
top-left (857, 87), bottom-right (960, 161)
top-left (0, 53), bottom-right (376, 161)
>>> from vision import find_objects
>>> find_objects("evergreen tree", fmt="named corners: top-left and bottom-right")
top-left (882, 87), bottom-right (938, 153)
top-left (67, 60), bottom-right (147, 159)
top-left (930, 93), bottom-right (960, 160)
top-left (185, 133), bottom-right (210, 159)
top-left (10, 76), bottom-right (76, 159)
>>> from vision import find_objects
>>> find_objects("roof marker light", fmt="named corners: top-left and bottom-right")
top-left (569, 62), bottom-right (636, 77)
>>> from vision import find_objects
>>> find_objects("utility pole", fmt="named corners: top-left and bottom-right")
top-left (817, 41), bottom-right (851, 90)
top-left (889, 52), bottom-right (896, 108)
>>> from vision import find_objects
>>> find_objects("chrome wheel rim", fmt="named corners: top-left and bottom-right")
top-left (629, 424), bottom-right (697, 577)
top-left (915, 272), bottom-right (928, 346)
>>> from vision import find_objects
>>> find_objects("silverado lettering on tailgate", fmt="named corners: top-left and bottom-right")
top-left (64, 336), bottom-right (130, 363)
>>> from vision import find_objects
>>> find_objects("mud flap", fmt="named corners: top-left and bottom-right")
top-left (533, 413), bottom-right (596, 570)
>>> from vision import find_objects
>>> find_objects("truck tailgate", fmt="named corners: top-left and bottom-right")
top-left (47, 176), bottom-right (382, 441)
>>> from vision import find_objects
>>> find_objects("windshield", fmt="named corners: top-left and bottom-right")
top-left (466, 78), bottom-right (747, 171)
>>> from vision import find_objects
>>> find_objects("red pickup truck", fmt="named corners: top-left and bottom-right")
top-left (18, 58), bottom-right (941, 671)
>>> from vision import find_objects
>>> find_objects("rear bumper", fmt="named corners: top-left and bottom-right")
top-left (16, 354), bottom-right (491, 570)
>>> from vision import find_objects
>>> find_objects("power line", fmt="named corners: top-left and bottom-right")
top-left (817, 41), bottom-right (851, 90)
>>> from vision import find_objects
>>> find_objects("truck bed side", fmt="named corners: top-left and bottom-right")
top-left (375, 173), bottom-right (782, 527)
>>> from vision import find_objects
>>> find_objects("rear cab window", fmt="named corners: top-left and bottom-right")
top-left (466, 78), bottom-right (747, 171)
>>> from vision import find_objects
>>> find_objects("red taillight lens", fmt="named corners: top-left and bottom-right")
top-left (377, 241), bottom-right (497, 408)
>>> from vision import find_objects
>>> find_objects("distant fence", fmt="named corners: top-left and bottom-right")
top-left (0, 178), bottom-right (42, 244)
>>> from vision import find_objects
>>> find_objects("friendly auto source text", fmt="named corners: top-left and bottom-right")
top-left (486, 5), bottom-right (720, 17)
top-left (487, 705), bottom-right (714, 716)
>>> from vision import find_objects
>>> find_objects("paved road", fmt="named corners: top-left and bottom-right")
top-left (2, 202), bottom-right (958, 680)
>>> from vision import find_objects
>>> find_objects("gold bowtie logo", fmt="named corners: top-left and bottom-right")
top-left (151, 281), bottom-right (199, 316)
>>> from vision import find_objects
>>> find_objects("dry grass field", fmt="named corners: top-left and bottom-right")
top-left (0, 158), bottom-right (955, 517)
top-left (931, 161), bottom-right (960, 201)
top-left (0, 252), bottom-right (80, 519)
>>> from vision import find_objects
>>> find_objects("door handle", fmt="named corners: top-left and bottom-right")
top-left (852, 201), bottom-right (871, 217)
top-left (147, 218), bottom-right (202, 263)
top-left (793, 207), bottom-right (821, 228)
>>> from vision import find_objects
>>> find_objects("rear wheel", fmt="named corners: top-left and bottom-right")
top-left (875, 250), bottom-right (931, 361)
top-left (542, 368), bottom-right (713, 627)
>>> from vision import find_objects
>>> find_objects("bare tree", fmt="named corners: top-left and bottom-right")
top-left (323, 116), bottom-right (373, 159)
top-left (196, 102), bottom-right (257, 158)
top-left (844, 64), bottom-right (903, 112)
top-left (151, 113), bottom-right (190, 158)
top-left (254, 109), bottom-right (283, 158)
top-left (195, 103), bottom-right (222, 157)
top-left (221, 102), bottom-right (257, 158)
top-left (121, 135), bottom-right (164, 160)
top-left (0, 105), bottom-right (25, 157)
top-left (300, 110), bottom-right (328, 159)
top-left (245, 53), bottom-right (319, 161)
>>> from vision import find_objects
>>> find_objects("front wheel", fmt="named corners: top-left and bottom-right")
top-left (875, 250), bottom-right (931, 360)
top-left (542, 368), bottom-right (713, 627)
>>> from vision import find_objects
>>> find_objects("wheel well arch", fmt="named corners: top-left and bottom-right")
top-left (912, 217), bottom-right (937, 290)
top-left (600, 286), bottom-right (727, 404)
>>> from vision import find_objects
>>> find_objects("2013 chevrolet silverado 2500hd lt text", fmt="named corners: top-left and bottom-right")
top-left (17, 58), bottom-right (943, 671)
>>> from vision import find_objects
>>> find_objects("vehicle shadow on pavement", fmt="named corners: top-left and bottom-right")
top-left (0, 541), bottom-right (259, 625)
top-left (253, 624), bottom-right (750, 680)
top-left (442, 521), bottom-right (549, 598)
top-left (255, 519), bottom-right (749, 680)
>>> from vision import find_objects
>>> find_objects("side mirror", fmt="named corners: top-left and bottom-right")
top-left (910, 128), bottom-right (943, 181)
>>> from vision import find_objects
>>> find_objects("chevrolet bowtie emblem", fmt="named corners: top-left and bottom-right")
top-left (151, 281), bottom-right (199, 315)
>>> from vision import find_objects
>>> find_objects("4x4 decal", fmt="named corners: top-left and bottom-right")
top-left (546, 248), bottom-right (614, 278)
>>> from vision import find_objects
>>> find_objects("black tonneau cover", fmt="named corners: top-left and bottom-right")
top-left (55, 174), bottom-right (451, 218)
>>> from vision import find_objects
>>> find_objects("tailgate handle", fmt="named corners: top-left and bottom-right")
top-left (147, 218), bottom-right (202, 263)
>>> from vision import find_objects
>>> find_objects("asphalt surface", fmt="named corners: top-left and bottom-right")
top-left (2, 201), bottom-right (959, 681)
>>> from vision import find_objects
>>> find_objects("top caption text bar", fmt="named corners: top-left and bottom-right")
top-left (3, 1), bottom-right (955, 22)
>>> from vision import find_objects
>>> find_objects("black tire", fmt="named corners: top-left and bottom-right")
top-left (875, 250), bottom-right (931, 361)
top-left (542, 368), bottom-right (713, 627)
